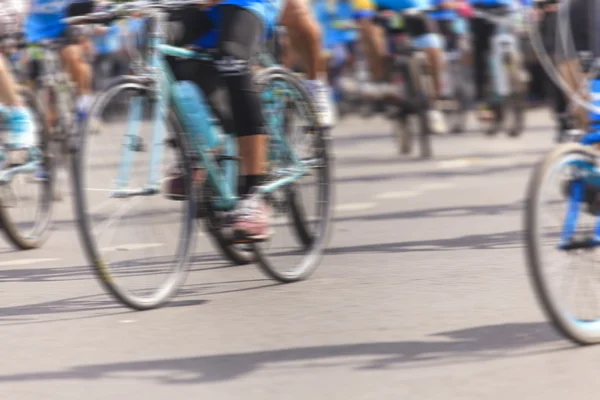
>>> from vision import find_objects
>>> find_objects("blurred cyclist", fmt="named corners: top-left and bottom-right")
top-left (0, 3), bottom-right (36, 152)
top-left (468, 0), bottom-right (532, 121)
top-left (351, 0), bottom-right (448, 134)
top-left (25, 0), bottom-right (97, 122)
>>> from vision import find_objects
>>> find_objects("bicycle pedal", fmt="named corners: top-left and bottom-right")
top-left (232, 230), bottom-right (268, 244)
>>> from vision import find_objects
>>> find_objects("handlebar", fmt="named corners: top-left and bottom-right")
top-left (471, 8), bottom-right (523, 28)
top-left (62, 0), bottom-right (207, 25)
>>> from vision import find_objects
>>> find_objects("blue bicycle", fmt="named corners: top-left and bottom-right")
top-left (68, 0), bottom-right (333, 310)
top-left (526, 78), bottom-right (600, 344)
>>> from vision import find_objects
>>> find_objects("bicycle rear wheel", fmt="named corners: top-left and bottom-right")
top-left (72, 78), bottom-right (196, 310)
top-left (393, 113), bottom-right (417, 155)
top-left (0, 88), bottom-right (53, 249)
top-left (410, 54), bottom-right (433, 159)
top-left (525, 143), bottom-right (600, 344)
top-left (252, 67), bottom-right (333, 282)
top-left (506, 64), bottom-right (526, 138)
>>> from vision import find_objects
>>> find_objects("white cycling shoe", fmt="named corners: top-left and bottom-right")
top-left (305, 80), bottom-right (337, 128)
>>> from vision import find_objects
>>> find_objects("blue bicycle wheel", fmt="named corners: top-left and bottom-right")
top-left (526, 143), bottom-right (600, 344)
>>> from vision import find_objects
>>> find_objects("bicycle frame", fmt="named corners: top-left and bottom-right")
top-left (110, 7), bottom-right (307, 211)
top-left (557, 98), bottom-right (600, 249)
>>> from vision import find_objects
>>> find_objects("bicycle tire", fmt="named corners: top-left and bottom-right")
top-left (252, 66), bottom-right (333, 282)
top-left (506, 63), bottom-right (526, 138)
top-left (0, 87), bottom-right (54, 250)
top-left (410, 54), bottom-right (433, 159)
top-left (394, 114), bottom-right (415, 155)
top-left (72, 78), bottom-right (196, 310)
top-left (445, 60), bottom-right (469, 135)
top-left (525, 143), bottom-right (600, 344)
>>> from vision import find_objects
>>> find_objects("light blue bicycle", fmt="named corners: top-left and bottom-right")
top-left (68, 0), bottom-right (333, 310)
top-left (0, 88), bottom-right (52, 250)
top-left (0, 23), bottom-right (52, 250)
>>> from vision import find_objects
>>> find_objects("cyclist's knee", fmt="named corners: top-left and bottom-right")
top-left (280, 0), bottom-right (312, 27)
top-left (283, 4), bottom-right (321, 45)
top-left (60, 44), bottom-right (83, 64)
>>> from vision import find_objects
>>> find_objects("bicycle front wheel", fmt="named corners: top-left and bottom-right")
top-left (0, 88), bottom-right (53, 250)
top-left (408, 54), bottom-right (433, 159)
top-left (525, 143), bottom-right (600, 344)
top-left (72, 78), bottom-right (196, 310)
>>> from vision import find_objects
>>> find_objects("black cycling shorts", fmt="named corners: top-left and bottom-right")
top-left (541, 0), bottom-right (595, 62)
top-left (437, 19), bottom-right (458, 51)
top-left (66, 1), bottom-right (95, 18)
top-left (166, 5), bottom-right (265, 137)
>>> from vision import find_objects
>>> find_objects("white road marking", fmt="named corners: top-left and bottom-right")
top-left (375, 190), bottom-right (421, 200)
top-left (100, 243), bottom-right (165, 252)
top-left (335, 202), bottom-right (378, 212)
top-left (0, 258), bottom-right (60, 267)
top-left (120, 319), bottom-right (137, 324)
top-left (436, 158), bottom-right (484, 169)
top-left (418, 182), bottom-right (456, 191)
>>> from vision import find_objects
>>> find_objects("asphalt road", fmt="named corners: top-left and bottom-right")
top-left (1, 109), bottom-right (594, 399)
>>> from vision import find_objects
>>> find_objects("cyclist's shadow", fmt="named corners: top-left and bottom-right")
top-left (0, 321), bottom-right (567, 384)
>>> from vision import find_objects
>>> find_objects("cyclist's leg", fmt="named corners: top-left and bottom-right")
top-left (409, 14), bottom-right (448, 134)
top-left (554, 0), bottom-right (590, 130)
top-left (61, 1), bottom-right (96, 115)
top-left (352, 10), bottom-right (388, 97)
top-left (408, 14), bottom-right (444, 99)
top-left (0, 54), bottom-right (36, 149)
top-left (280, 0), bottom-right (336, 127)
top-left (280, 0), bottom-right (323, 80)
top-left (470, 12), bottom-right (494, 120)
top-left (215, 5), bottom-right (271, 239)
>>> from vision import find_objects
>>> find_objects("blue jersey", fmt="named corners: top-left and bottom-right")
top-left (429, 0), bottom-right (456, 20)
top-left (194, 0), bottom-right (285, 48)
top-left (375, 0), bottom-right (431, 10)
top-left (25, 0), bottom-right (72, 43)
top-left (127, 17), bottom-right (146, 48)
top-left (314, 2), bottom-right (337, 49)
top-left (94, 23), bottom-right (119, 55)
top-left (334, 1), bottom-right (359, 43)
